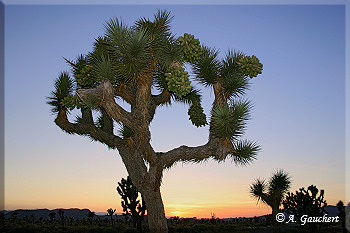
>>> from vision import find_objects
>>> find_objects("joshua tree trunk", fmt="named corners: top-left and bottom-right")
top-left (141, 187), bottom-right (167, 233)
top-left (110, 215), bottom-right (114, 227)
top-left (271, 208), bottom-right (280, 233)
top-left (121, 151), bottom-right (167, 232)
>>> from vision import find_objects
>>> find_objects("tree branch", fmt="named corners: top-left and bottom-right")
top-left (159, 138), bottom-right (234, 169)
top-left (115, 83), bottom-right (135, 105)
top-left (152, 89), bottom-right (172, 106)
top-left (212, 79), bottom-right (227, 106)
top-left (260, 193), bottom-right (274, 208)
top-left (76, 79), bottom-right (135, 129)
top-left (148, 89), bottom-right (172, 123)
top-left (100, 107), bottom-right (114, 135)
top-left (55, 109), bottom-right (122, 149)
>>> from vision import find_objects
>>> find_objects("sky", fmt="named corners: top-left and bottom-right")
top-left (2, 1), bottom-right (349, 218)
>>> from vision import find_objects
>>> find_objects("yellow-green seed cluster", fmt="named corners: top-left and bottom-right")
top-left (238, 55), bottom-right (263, 78)
top-left (188, 103), bottom-right (207, 127)
top-left (178, 33), bottom-right (203, 63)
top-left (165, 66), bottom-right (192, 98)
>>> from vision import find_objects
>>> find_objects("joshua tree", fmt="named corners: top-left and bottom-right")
top-left (10, 211), bottom-right (18, 221)
top-left (117, 176), bottom-right (146, 232)
top-left (29, 213), bottom-right (35, 224)
top-left (47, 10), bottom-right (262, 233)
top-left (336, 201), bottom-right (347, 233)
top-left (69, 216), bottom-right (75, 226)
top-left (0, 212), bottom-right (4, 224)
top-left (57, 209), bottom-right (65, 229)
top-left (87, 211), bottom-right (95, 225)
top-left (283, 185), bottom-right (327, 233)
top-left (249, 169), bottom-right (291, 233)
top-left (49, 212), bottom-right (56, 223)
top-left (106, 208), bottom-right (116, 227)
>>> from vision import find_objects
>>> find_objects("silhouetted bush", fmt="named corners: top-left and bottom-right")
top-left (123, 228), bottom-right (140, 233)
top-left (9, 226), bottom-right (37, 233)
top-left (102, 227), bottom-right (119, 233)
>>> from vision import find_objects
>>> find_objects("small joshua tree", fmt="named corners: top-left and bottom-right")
top-left (250, 169), bottom-right (291, 233)
top-left (49, 212), bottom-right (56, 223)
top-left (336, 201), bottom-right (347, 233)
top-left (87, 211), bottom-right (95, 226)
top-left (29, 213), bottom-right (35, 224)
top-left (10, 211), bottom-right (18, 222)
top-left (69, 216), bottom-right (75, 226)
top-left (0, 212), bottom-right (4, 225)
top-left (57, 209), bottom-right (65, 229)
top-left (117, 176), bottom-right (146, 232)
top-left (283, 185), bottom-right (327, 233)
top-left (106, 208), bottom-right (116, 226)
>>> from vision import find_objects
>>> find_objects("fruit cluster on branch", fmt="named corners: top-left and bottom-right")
top-left (178, 33), bottom-right (203, 63)
top-left (238, 55), bottom-right (263, 78)
top-left (164, 66), bottom-right (192, 98)
top-left (188, 102), bottom-right (207, 127)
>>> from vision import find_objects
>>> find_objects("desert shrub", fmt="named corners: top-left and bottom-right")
top-left (86, 226), bottom-right (105, 233)
top-left (9, 226), bottom-right (37, 233)
top-left (103, 227), bottom-right (119, 233)
top-left (65, 225), bottom-right (89, 233)
top-left (123, 228), bottom-right (139, 233)
top-left (169, 225), bottom-right (198, 233)
top-left (193, 224), bottom-right (210, 231)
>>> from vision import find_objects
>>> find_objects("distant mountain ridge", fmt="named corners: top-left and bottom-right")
top-left (0, 208), bottom-right (108, 220)
top-left (0, 205), bottom-right (341, 220)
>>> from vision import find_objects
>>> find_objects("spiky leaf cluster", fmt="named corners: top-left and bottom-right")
top-left (89, 54), bottom-right (115, 82)
top-left (231, 139), bottom-right (260, 165)
top-left (210, 100), bottom-right (251, 140)
top-left (238, 55), bottom-right (263, 78)
top-left (61, 95), bottom-right (83, 110)
top-left (165, 66), bottom-right (192, 97)
top-left (249, 178), bottom-right (266, 203)
top-left (83, 96), bottom-right (100, 109)
top-left (220, 50), bottom-right (250, 99)
top-left (250, 169), bottom-right (291, 208)
top-left (193, 49), bottom-right (262, 101)
top-left (178, 33), bottom-right (203, 63)
top-left (192, 47), bottom-right (221, 87)
top-left (104, 18), bottom-right (152, 82)
top-left (188, 102), bottom-right (207, 127)
top-left (47, 72), bottom-right (74, 113)
top-left (269, 169), bottom-right (292, 196)
top-left (61, 94), bottom-right (100, 111)
top-left (73, 55), bottom-right (97, 88)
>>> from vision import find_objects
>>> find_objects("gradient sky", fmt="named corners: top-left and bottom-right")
top-left (3, 1), bottom-right (348, 218)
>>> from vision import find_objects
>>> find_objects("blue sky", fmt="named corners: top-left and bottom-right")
top-left (3, 3), bottom-right (348, 217)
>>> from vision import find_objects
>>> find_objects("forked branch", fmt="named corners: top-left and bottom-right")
top-left (55, 109), bottom-right (123, 149)
top-left (76, 79), bottom-right (135, 129)
top-left (115, 83), bottom-right (135, 104)
top-left (152, 89), bottom-right (172, 106)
